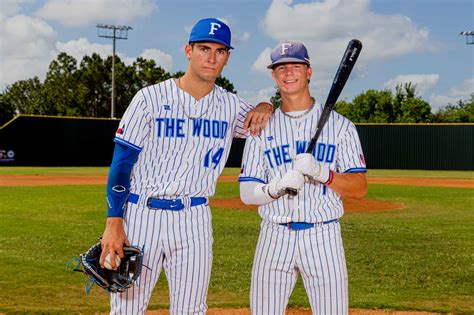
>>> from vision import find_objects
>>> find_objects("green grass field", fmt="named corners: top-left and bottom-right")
top-left (0, 168), bottom-right (473, 313)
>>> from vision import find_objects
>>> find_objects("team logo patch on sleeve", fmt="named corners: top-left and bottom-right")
top-left (116, 125), bottom-right (125, 135)
top-left (360, 153), bottom-right (366, 165)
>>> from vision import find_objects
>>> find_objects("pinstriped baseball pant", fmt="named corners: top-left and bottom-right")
top-left (250, 220), bottom-right (348, 315)
top-left (110, 202), bottom-right (213, 315)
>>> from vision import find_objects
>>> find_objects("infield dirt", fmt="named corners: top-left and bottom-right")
top-left (1, 174), bottom-right (472, 189)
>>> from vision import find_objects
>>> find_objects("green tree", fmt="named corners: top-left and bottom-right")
top-left (43, 52), bottom-right (79, 115)
top-left (75, 53), bottom-right (110, 117)
top-left (393, 83), bottom-right (431, 123)
top-left (2, 77), bottom-right (47, 115)
top-left (1, 53), bottom-right (239, 119)
top-left (215, 75), bottom-right (236, 93)
top-left (270, 88), bottom-right (281, 109)
top-left (113, 56), bottom-right (137, 118)
top-left (134, 57), bottom-right (171, 88)
top-left (333, 100), bottom-right (356, 121)
top-left (0, 92), bottom-right (16, 126)
top-left (351, 89), bottom-right (393, 122)
top-left (432, 93), bottom-right (474, 123)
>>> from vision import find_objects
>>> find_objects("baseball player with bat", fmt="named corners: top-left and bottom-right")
top-left (239, 41), bottom-right (367, 314)
top-left (99, 18), bottom-right (273, 314)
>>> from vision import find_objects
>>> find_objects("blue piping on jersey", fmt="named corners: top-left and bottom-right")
top-left (114, 137), bottom-right (142, 153)
top-left (238, 176), bottom-right (266, 184)
top-left (106, 142), bottom-right (140, 217)
top-left (344, 167), bottom-right (367, 173)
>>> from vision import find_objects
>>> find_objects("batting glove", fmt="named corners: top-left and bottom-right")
top-left (294, 153), bottom-right (332, 184)
top-left (266, 169), bottom-right (305, 198)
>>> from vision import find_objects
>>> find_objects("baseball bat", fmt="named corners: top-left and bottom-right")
top-left (286, 39), bottom-right (362, 196)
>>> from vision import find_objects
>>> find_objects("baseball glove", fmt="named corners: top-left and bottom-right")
top-left (68, 241), bottom-right (143, 294)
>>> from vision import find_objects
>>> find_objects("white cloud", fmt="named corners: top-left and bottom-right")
top-left (139, 49), bottom-right (173, 71)
top-left (384, 74), bottom-right (440, 96)
top-left (56, 37), bottom-right (112, 62)
top-left (252, 47), bottom-right (273, 72)
top-left (0, 0), bottom-right (34, 17)
top-left (257, 0), bottom-right (435, 82)
top-left (0, 14), bottom-right (57, 89)
top-left (1, 25), bottom-right (173, 90)
top-left (57, 39), bottom-right (174, 71)
top-left (429, 78), bottom-right (474, 110)
top-left (234, 32), bottom-right (251, 45)
top-left (35, 0), bottom-right (158, 27)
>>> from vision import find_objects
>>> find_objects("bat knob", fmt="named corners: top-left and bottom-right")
top-left (286, 188), bottom-right (298, 197)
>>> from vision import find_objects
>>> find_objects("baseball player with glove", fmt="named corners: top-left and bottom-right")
top-left (239, 41), bottom-right (367, 314)
top-left (100, 18), bottom-right (273, 314)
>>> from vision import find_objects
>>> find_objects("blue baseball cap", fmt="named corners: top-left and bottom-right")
top-left (189, 18), bottom-right (233, 49)
top-left (267, 41), bottom-right (310, 69)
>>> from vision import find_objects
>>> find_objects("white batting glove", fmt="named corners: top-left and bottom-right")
top-left (294, 153), bottom-right (332, 184)
top-left (266, 169), bottom-right (305, 198)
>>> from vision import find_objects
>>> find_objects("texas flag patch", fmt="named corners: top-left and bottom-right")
top-left (116, 125), bottom-right (125, 135)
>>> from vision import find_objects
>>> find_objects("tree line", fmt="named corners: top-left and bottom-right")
top-left (1, 52), bottom-right (472, 126)
top-left (0, 52), bottom-right (235, 126)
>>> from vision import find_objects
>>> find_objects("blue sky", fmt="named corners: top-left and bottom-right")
top-left (1, 0), bottom-right (473, 110)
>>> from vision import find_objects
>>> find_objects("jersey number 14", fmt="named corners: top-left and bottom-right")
top-left (204, 147), bottom-right (224, 169)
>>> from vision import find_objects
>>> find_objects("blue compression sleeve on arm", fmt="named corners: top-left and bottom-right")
top-left (106, 141), bottom-right (140, 217)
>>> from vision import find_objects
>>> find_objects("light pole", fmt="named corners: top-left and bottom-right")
top-left (96, 24), bottom-right (132, 118)
top-left (459, 31), bottom-right (474, 45)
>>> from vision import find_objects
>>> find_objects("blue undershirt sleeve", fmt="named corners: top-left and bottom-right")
top-left (106, 141), bottom-right (140, 217)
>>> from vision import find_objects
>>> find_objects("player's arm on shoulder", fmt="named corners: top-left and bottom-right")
top-left (243, 101), bottom-right (274, 136)
top-left (100, 141), bottom-right (140, 269)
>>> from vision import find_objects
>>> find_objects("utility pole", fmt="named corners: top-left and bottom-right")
top-left (459, 31), bottom-right (474, 45)
top-left (96, 24), bottom-right (132, 118)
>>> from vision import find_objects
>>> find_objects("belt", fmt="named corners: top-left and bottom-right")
top-left (128, 193), bottom-right (207, 211)
top-left (279, 219), bottom-right (339, 231)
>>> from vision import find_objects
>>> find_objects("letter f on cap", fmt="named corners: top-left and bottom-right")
top-left (209, 22), bottom-right (221, 35)
top-left (281, 43), bottom-right (292, 55)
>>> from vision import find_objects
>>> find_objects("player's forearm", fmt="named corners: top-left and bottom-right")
top-left (106, 142), bottom-right (140, 217)
top-left (327, 172), bottom-right (367, 199)
top-left (240, 181), bottom-right (275, 205)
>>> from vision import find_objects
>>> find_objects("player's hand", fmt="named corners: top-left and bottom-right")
top-left (243, 102), bottom-right (273, 136)
top-left (100, 217), bottom-right (130, 270)
top-left (267, 169), bottom-right (305, 198)
top-left (294, 153), bottom-right (331, 184)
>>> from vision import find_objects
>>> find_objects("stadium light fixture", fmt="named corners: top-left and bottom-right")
top-left (96, 24), bottom-right (133, 118)
top-left (459, 31), bottom-right (474, 45)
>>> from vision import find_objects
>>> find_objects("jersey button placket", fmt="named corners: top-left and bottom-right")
top-left (294, 122), bottom-right (305, 223)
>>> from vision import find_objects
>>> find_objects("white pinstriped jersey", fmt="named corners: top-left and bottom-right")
top-left (239, 102), bottom-right (367, 223)
top-left (115, 78), bottom-right (253, 199)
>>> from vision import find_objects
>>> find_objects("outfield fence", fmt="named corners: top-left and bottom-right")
top-left (0, 115), bottom-right (472, 170)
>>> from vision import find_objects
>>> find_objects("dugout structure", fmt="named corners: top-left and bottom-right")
top-left (0, 115), bottom-right (472, 170)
